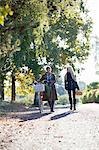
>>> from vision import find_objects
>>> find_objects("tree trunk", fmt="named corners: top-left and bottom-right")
top-left (1, 79), bottom-right (4, 100)
top-left (0, 77), bottom-right (4, 101)
top-left (11, 73), bottom-right (16, 102)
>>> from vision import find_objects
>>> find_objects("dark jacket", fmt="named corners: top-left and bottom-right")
top-left (65, 72), bottom-right (79, 91)
top-left (40, 73), bottom-right (58, 101)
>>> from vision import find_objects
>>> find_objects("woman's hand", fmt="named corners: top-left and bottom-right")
top-left (50, 80), bottom-right (55, 86)
top-left (34, 81), bottom-right (38, 84)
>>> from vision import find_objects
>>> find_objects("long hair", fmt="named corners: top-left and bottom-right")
top-left (65, 67), bottom-right (76, 81)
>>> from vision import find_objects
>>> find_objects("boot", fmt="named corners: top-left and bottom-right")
top-left (48, 101), bottom-right (52, 112)
top-left (73, 99), bottom-right (76, 110)
top-left (69, 97), bottom-right (72, 110)
top-left (51, 100), bottom-right (55, 112)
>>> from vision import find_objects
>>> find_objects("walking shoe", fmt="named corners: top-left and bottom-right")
top-left (73, 108), bottom-right (76, 111)
top-left (51, 110), bottom-right (54, 112)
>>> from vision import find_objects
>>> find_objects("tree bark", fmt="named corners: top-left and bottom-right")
top-left (11, 73), bottom-right (16, 102)
top-left (0, 76), bottom-right (4, 101)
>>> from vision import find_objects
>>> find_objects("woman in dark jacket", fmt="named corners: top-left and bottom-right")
top-left (64, 67), bottom-right (79, 110)
top-left (40, 66), bottom-right (58, 112)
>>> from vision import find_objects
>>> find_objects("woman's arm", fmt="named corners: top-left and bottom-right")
top-left (39, 74), bottom-right (46, 83)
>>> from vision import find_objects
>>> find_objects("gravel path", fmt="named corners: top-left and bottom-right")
top-left (0, 103), bottom-right (99, 150)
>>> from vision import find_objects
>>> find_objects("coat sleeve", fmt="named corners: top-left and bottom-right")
top-left (39, 74), bottom-right (46, 82)
top-left (75, 81), bottom-right (80, 90)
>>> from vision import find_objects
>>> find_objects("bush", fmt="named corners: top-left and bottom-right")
top-left (81, 82), bottom-right (99, 104)
top-left (56, 94), bottom-right (80, 105)
top-left (81, 89), bottom-right (99, 104)
top-left (95, 90), bottom-right (99, 103)
top-left (16, 96), bottom-right (34, 106)
top-left (56, 95), bottom-right (69, 105)
top-left (87, 82), bottom-right (99, 90)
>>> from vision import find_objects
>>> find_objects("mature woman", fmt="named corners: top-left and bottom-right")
top-left (64, 67), bottom-right (79, 110)
top-left (40, 66), bottom-right (57, 112)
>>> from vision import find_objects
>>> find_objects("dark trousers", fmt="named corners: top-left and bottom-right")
top-left (48, 100), bottom-right (55, 112)
top-left (68, 89), bottom-right (76, 110)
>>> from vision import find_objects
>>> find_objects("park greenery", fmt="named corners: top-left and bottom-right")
top-left (81, 82), bottom-right (99, 104)
top-left (0, 0), bottom-right (92, 102)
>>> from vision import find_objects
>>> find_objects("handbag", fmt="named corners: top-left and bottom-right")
top-left (75, 90), bottom-right (82, 95)
top-left (33, 83), bottom-right (45, 92)
top-left (40, 91), bottom-right (48, 101)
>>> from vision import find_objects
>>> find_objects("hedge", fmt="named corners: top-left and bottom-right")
top-left (81, 89), bottom-right (99, 104)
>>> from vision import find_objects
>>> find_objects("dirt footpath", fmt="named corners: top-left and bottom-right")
top-left (0, 103), bottom-right (99, 150)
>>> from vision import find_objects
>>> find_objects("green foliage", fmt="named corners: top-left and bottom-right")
top-left (81, 82), bottom-right (99, 104)
top-left (95, 90), bottom-right (99, 103)
top-left (0, 0), bottom-right (92, 62)
top-left (16, 96), bottom-right (33, 106)
top-left (56, 94), bottom-right (80, 105)
top-left (81, 89), bottom-right (99, 104)
top-left (0, 3), bottom-right (13, 25)
top-left (87, 82), bottom-right (99, 90)
top-left (16, 70), bottom-right (35, 96)
top-left (42, 1), bottom-right (92, 69)
top-left (0, 0), bottom-right (92, 102)
top-left (5, 70), bottom-right (35, 97)
top-left (56, 95), bottom-right (69, 105)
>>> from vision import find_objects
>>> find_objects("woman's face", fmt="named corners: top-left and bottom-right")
top-left (47, 68), bottom-right (51, 73)
top-left (67, 68), bottom-right (72, 73)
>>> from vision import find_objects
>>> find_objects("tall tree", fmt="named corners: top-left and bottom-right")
top-left (0, 0), bottom-right (92, 101)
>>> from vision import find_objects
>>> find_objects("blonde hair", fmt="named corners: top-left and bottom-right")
top-left (65, 66), bottom-right (76, 81)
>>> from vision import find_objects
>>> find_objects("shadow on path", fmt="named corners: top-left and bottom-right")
top-left (19, 112), bottom-right (51, 122)
top-left (50, 111), bottom-right (78, 120)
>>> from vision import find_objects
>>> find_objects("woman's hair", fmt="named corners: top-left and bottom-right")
top-left (65, 66), bottom-right (76, 81)
top-left (46, 66), bottom-right (52, 71)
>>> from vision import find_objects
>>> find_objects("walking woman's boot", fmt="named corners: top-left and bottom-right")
top-left (51, 100), bottom-right (55, 112)
top-left (73, 98), bottom-right (76, 110)
top-left (69, 97), bottom-right (72, 110)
